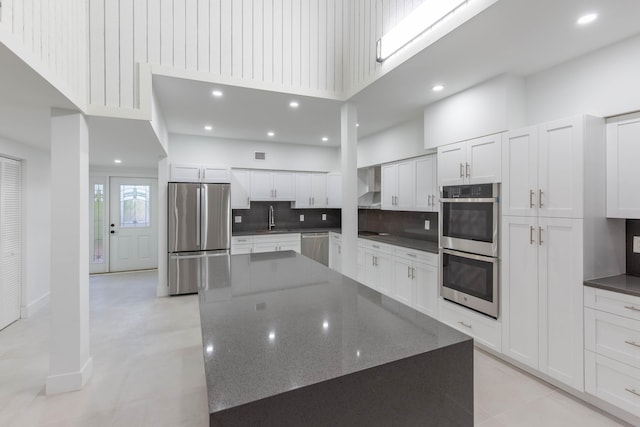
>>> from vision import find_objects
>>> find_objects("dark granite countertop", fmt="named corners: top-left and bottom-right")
top-left (584, 274), bottom-right (640, 297)
top-left (198, 251), bottom-right (470, 417)
top-left (232, 227), bottom-right (341, 236)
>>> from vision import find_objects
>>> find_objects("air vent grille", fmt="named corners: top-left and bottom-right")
top-left (254, 152), bottom-right (266, 160)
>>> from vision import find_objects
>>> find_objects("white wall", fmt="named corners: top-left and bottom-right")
top-left (169, 134), bottom-right (340, 172)
top-left (526, 34), bottom-right (640, 125)
top-left (0, 136), bottom-right (51, 317)
top-left (357, 115), bottom-right (430, 167)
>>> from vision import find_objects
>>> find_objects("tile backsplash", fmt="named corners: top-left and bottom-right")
top-left (232, 201), bottom-right (341, 232)
top-left (627, 220), bottom-right (640, 276)
top-left (358, 209), bottom-right (438, 242)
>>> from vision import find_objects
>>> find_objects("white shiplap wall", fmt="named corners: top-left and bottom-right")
top-left (0, 0), bottom-right (87, 108)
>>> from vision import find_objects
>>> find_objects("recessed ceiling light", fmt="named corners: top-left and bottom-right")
top-left (289, 101), bottom-right (299, 108)
top-left (577, 13), bottom-right (598, 25)
top-left (322, 137), bottom-right (329, 142)
top-left (212, 90), bottom-right (223, 97)
top-left (204, 125), bottom-right (213, 131)
top-left (432, 84), bottom-right (445, 92)
top-left (356, 123), bottom-right (360, 127)
top-left (114, 159), bottom-right (122, 164)
top-left (267, 131), bottom-right (275, 137)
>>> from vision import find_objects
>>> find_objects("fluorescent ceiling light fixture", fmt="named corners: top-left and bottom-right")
top-left (577, 13), bottom-right (598, 25)
top-left (377, 0), bottom-right (466, 62)
top-left (114, 159), bottom-right (122, 164)
top-left (267, 131), bottom-right (275, 137)
top-left (212, 90), bottom-right (223, 97)
top-left (289, 101), bottom-right (299, 108)
top-left (322, 137), bottom-right (329, 142)
top-left (204, 125), bottom-right (213, 131)
top-left (432, 84), bottom-right (445, 92)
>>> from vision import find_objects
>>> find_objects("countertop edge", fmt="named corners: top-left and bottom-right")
top-left (583, 274), bottom-right (640, 298)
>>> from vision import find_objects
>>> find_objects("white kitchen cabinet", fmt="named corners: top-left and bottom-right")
top-left (503, 116), bottom-right (590, 219)
top-left (439, 298), bottom-right (502, 352)
top-left (326, 172), bottom-right (342, 208)
top-left (231, 234), bottom-right (301, 255)
top-left (294, 173), bottom-right (327, 208)
top-left (170, 163), bottom-right (230, 183)
top-left (501, 215), bottom-right (584, 390)
top-left (606, 112), bottom-right (640, 218)
top-left (381, 160), bottom-right (415, 210)
top-left (392, 249), bottom-right (438, 314)
top-left (393, 257), bottom-right (415, 306)
top-left (231, 169), bottom-right (251, 209)
top-left (437, 133), bottom-right (502, 186)
top-left (250, 171), bottom-right (295, 201)
top-left (329, 232), bottom-right (342, 273)
top-left (360, 240), bottom-right (394, 294)
top-left (415, 155), bottom-right (438, 212)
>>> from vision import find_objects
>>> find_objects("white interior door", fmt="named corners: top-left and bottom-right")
top-left (109, 177), bottom-right (158, 272)
top-left (0, 157), bottom-right (21, 330)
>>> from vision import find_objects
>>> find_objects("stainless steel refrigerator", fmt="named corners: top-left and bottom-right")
top-left (168, 182), bottom-right (231, 295)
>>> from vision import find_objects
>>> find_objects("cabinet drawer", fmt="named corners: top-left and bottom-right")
top-left (585, 351), bottom-right (640, 417)
top-left (252, 233), bottom-right (301, 243)
top-left (330, 232), bottom-right (342, 242)
top-left (394, 248), bottom-right (437, 265)
top-left (585, 287), bottom-right (640, 321)
top-left (230, 244), bottom-right (252, 255)
top-left (585, 307), bottom-right (640, 369)
top-left (358, 239), bottom-right (395, 254)
top-left (231, 236), bottom-right (253, 245)
top-left (439, 299), bottom-right (502, 352)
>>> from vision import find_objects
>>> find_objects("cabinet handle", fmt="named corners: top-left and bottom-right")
top-left (624, 305), bottom-right (640, 312)
top-left (326, 197), bottom-right (328, 205)
top-left (459, 163), bottom-right (464, 178)
top-left (407, 253), bottom-right (417, 258)
top-left (529, 190), bottom-right (535, 208)
top-left (338, 245), bottom-right (341, 254)
top-left (465, 163), bottom-right (470, 178)
top-left (538, 227), bottom-right (543, 246)
top-left (411, 267), bottom-right (415, 279)
top-left (247, 197), bottom-right (250, 205)
top-left (372, 245), bottom-right (380, 249)
top-left (407, 266), bottom-right (412, 279)
top-left (375, 256), bottom-right (378, 266)
top-left (458, 321), bottom-right (472, 329)
top-left (312, 197), bottom-right (314, 205)
top-left (429, 194), bottom-right (433, 206)
top-left (539, 189), bottom-right (544, 208)
top-left (530, 226), bottom-right (535, 245)
top-left (625, 340), bottom-right (640, 348)
top-left (625, 388), bottom-right (640, 398)
top-left (275, 189), bottom-right (277, 198)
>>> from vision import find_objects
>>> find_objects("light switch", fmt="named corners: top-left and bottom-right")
top-left (634, 236), bottom-right (640, 253)
top-left (234, 216), bottom-right (242, 224)
top-left (300, 214), bottom-right (305, 221)
top-left (322, 214), bottom-right (327, 221)
top-left (424, 220), bottom-right (430, 230)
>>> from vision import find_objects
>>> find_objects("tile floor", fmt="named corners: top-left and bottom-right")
top-left (0, 270), bottom-right (631, 426)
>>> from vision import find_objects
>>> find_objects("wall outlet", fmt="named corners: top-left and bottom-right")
top-left (424, 220), bottom-right (430, 230)
top-left (322, 214), bottom-right (327, 221)
top-left (234, 216), bottom-right (242, 224)
top-left (634, 236), bottom-right (640, 253)
top-left (299, 214), bottom-right (305, 222)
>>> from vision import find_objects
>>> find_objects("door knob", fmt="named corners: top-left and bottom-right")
top-left (110, 223), bottom-right (115, 227)
top-left (110, 230), bottom-right (115, 234)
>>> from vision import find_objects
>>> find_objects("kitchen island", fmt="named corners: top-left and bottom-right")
top-left (198, 251), bottom-right (473, 426)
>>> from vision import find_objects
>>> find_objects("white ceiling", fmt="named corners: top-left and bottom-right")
top-left (2, 0), bottom-right (640, 167)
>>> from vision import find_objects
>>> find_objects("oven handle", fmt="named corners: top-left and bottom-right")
top-left (442, 248), bottom-right (498, 263)
top-left (440, 197), bottom-right (498, 203)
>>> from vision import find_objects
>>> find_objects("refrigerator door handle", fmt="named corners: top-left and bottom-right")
top-left (196, 187), bottom-right (201, 247)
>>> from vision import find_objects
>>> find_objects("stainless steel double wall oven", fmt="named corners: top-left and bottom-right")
top-left (440, 183), bottom-right (499, 318)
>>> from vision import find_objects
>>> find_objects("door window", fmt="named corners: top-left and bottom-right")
top-left (119, 185), bottom-right (150, 228)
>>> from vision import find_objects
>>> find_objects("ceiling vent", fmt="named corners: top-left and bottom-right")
top-left (254, 151), bottom-right (266, 160)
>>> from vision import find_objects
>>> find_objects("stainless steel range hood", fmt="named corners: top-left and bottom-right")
top-left (358, 166), bottom-right (381, 209)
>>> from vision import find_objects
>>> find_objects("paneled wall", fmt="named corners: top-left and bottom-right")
top-left (0, 0), bottom-right (87, 107)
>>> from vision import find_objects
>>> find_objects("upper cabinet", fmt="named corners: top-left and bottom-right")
top-left (326, 173), bottom-right (342, 208)
top-left (415, 155), bottom-right (438, 212)
top-left (382, 160), bottom-right (415, 211)
top-left (295, 173), bottom-right (327, 208)
top-left (231, 169), bottom-right (251, 209)
top-left (250, 171), bottom-right (295, 201)
top-left (607, 113), bottom-right (640, 218)
top-left (437, 133), bottom-right (502, 186)
top-left (170, 163), bottom-right (230, 183)
top-left (503, 116), bottom-right (587, 219)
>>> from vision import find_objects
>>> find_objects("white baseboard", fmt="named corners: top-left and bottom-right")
top-left (46, 357), bottom-right (93, 395)
top-left (20, 292), bottom-right (50, 318)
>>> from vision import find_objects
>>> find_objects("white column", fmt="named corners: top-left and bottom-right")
top-left (340, 103), bottom-right (358, 279)
top-left (157, 156), bottom-right (169, 297)
top-left (47, 110), bottom-right (92, 395)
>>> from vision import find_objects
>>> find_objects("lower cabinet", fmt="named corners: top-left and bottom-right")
top-left (329, 232), bottom-right (342, 273)
top-left (230, 234), bottom-right (301, 255)
top-left (439, 298), bottom-right (502, 353)
top-left (359, 240), bottom-right (394, 294)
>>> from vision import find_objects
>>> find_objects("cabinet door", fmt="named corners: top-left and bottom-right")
top-left (607, 113), bottom-right (640, 218)
top-left (501, 216), bottom-right (539, 369)
top-left (311, 173), bottom-right (327, 207)
top-left (273, 172), bottom-right (295, 200)
top-left (414, 261), bottom-right (438, 317)
top-left (295, 173), bottom-right (313, 208)
top-left (170, 163), bottom-right (201, 182)
top-left (381, 164), bottom-right (397, 210)
top-left (202, 165), bottom-right (230, 183)
top-left (467, 133), bottom-right (502, 184)
top-left (393, 258), bottom-right (414, 306)
top-left (538, 117), bottom-right (584, 219)
top-left (279, 241), bottom-right (301, 253)
top-left (231, 170), bottom-right (251, 209)
top-left (538, 217), bottom-right (584, 391)
top-left (502, 127), bottom-right (538, 217)
top-left (377, 253), bottom-right (394, 296)
top-left (326, 173), bottom-right (342, 208)
top-left (362, 250), bottom-right (378, 290)
top-left (415, 155), bottom-right (437, 212)
top-left (330, 241), bottom-right (342, 272)
top-left (395, 160), bottom-right (416, 210)
top-left (437, 141), bottom-right (466, 186)
top-left (253, 242), bottom-right (278, 253)
top-left (250, 171), bottom-right (274, 200)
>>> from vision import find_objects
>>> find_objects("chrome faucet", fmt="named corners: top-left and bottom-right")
top-left (268, 205), bottom-right (275, 230)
